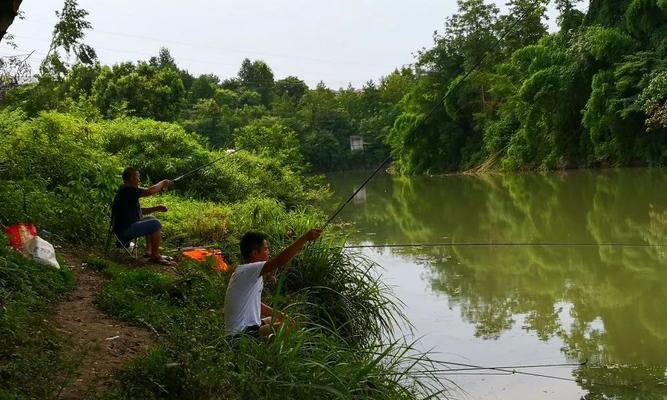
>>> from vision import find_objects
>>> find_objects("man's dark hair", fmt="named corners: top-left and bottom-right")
top-left (122, 167), bottom-right (138, 182)
top-left (240, 231), bottom-right (268, 260)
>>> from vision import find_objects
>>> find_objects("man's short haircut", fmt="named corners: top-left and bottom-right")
top-left (240, 231), bottom-right (269, 260)
top-left (122, 167), bottom-right (138, 182)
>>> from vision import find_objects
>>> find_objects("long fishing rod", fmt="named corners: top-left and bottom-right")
top-left (321, 1), bottom-right (546, 231)
top-left (172, 149), bottom-right (238, 183)
top-left (344, 242), bottom-right (667, 249)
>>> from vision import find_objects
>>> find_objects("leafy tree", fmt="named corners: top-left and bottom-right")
top-left (640, 70), bottom-right (667, 131)
top-left (233, 117), bottom-right (305, 171)
top-left (0, 54), bottom-right (34, 102)
top-left (41, 0), bottom-right (97, 77)
top-left (302, 130), bottom-right (343, 171)
top-left (275, 76), bottom-right (308, 103)
top-left (91, 61), bottom-right (185, 121)
top-left (180, 98), bottom-right (233, 148)
top-left (389, 0), bottom-right (666, 173)
top-left (149, 47), bottom-right (178, 70)
top-left (496, 0), bottom-right (549, 57)
top-left (440, 0), bottom-right (501, 69)
top-left (585, 0), bottom-right (633, 26)
top-left (4, 0), bottom-right (666, 175)
top-left (379, 68), bottom-right (415, 105)
top-left (213, 87), bottom-right (239, 107)
top-left (238, 58), bottom-right (274, 107)
top-left (188, 74), bottom-right (219, 103)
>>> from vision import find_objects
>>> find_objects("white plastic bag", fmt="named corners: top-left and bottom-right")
top-left (26, 236), bottom-right (60, 269)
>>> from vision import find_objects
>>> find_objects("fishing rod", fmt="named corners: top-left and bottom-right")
top-left (343, 242), bottom-right (667, 249)
top-left (172, 149), bottom-right (238, 183)
top-left (321, 1), bottom-right (546, 231)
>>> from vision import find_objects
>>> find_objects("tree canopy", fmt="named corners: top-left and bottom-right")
top-left (1, 0), bottom-right (665, 174)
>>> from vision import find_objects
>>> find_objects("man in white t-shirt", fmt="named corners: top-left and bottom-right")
top-left (224, 228), bottom-right (321, 337)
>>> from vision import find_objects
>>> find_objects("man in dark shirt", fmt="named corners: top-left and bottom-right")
top-left (112, 167), bottom-right (175, 265)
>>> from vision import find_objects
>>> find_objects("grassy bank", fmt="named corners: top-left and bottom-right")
top-left (89, 241), bottom-right (447, 400)
top-left (0, 233), bottom-right (76, 398)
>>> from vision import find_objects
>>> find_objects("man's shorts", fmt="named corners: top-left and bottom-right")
top-left (120, 216), bottom-right (162, 240)
top-left (232, 320), bottom-right (267, 340)
top-left (242, 325), bottom-right (261, 338)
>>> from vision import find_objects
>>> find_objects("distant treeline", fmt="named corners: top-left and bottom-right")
top-left (1, 0), bottom-right (666, 174)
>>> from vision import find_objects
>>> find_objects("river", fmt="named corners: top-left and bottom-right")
top-left (326, 168), bottom-right (667, 400)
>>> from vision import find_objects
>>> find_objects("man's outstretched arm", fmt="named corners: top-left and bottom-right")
top-left (143, 179), bottom-right (173, 197)
top-left (260, 229), bottom-right (321, 276)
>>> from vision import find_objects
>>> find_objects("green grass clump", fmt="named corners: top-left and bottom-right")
top-left (0, 233), bottom-right (76, 398)
top-left (95, 258), bottom-right (228, 333)
top-left (114, 326), bottom-right (446, 400)
top-left (282, 241), bottom-right (405, 346)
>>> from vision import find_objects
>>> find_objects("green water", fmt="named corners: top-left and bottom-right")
top-left (326, 169), bottom-right (667, 400)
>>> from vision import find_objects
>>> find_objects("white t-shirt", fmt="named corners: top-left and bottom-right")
top-left (224, 261), bottom-right (265, 335)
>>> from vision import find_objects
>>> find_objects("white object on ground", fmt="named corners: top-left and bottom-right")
top-left (26, 236), bottom-right (60, 269)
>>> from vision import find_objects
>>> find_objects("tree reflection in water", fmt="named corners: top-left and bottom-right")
top-left (327, 169), bottom-right (667, 398)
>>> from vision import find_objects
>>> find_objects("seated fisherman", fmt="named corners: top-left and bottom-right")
top-left (112, 167), bottom-right (175, 266)
top-left (224, 229), bottom-right (322, 338)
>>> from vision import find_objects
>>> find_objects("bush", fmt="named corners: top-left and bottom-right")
top-left (100, 118), bottom-right (321, 207)
top-left (0, 112), bottom-right (119, 242)
top-left (0, 111), bottom-right (326, 243)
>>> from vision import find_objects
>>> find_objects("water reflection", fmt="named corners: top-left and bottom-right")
top-left (327, 169), bottom-right (667, 398)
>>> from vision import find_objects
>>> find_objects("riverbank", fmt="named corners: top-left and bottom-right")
top-left (0, 236), bottom-right (451, 399)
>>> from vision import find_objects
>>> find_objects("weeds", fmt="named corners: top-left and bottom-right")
top-left (0, 233), bottom-right (76, 398)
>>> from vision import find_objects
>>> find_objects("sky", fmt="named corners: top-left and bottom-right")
top-left (2, 1), bottom-right (584, 88)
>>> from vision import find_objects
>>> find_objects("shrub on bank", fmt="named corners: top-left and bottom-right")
top-left (0, 111), bottom-right (324, 243)
top-left (0, 112), bottom-right (119, 242)
top-left (99, 117), bottom-right (320, 207)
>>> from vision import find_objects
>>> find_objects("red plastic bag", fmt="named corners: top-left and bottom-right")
top-left (5, 223), bottom-right (37, 251)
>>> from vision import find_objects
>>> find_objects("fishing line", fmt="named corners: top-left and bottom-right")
top-left (321, 0), bottom-right (547, 230)
top-left (172, 149), bottom-right (238, 183)
top-left (343, 242), bottom-right (667, 249)
top-left (422, 361), bottom-right (585, 373)
top-left (409, 360), bottom-right (640, 390)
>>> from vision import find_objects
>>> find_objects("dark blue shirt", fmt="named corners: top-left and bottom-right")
top-left (112, 185), bottom-right (146, 234)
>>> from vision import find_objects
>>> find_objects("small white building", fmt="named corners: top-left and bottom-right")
top-left (350, 135), bottom-right (364, 152)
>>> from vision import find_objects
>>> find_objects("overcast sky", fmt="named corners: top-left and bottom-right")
top-left (2, 1), bottom-right (584, 88)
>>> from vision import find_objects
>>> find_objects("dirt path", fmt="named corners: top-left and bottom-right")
top-left (54, 252), bottom-right (154, 399)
